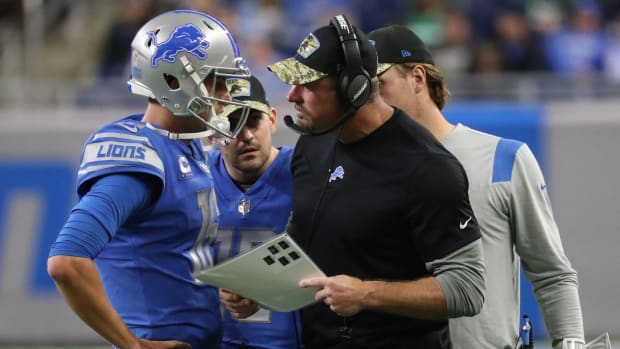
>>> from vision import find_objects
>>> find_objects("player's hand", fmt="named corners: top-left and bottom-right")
top-left (136, 338), bottom-right (191, 348)
top-left (219, 289), bottom-right (260, 319)
top-left (300, 274), bottom-right (367, 317)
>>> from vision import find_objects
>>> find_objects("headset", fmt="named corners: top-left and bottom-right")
top-left (330, 14), bottom-right (372, 110)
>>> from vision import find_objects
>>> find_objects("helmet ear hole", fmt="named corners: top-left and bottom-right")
top-left (201, 20), bottom-right (214, 30)
top-left (164, 74), bottom-right (180, 90)
top-left (146, 29), bottom-right (160, 48)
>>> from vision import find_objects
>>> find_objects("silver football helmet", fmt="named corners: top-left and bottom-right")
top-left (127, 10), bottom-right (251, 140)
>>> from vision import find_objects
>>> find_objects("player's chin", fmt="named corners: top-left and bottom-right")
top-left (235, 160), bottom-right (261, 172)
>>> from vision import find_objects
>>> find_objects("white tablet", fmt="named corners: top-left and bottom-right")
top-left (193, 233), bottom-right (324, 312)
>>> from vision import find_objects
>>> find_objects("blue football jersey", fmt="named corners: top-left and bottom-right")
top-left (77, 114), bottom-right (222, 348)
top-left (208, 146), bottom-right (301, 349)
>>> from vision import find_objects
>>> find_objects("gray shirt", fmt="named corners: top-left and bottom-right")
top-left (444, 124), bottom-right (583, 349)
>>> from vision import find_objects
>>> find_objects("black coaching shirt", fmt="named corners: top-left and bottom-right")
top-left (288, 109), bottom-right (481, 349)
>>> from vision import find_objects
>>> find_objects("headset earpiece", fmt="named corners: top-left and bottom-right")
top-left (330, 15), bottom-right (371, 110)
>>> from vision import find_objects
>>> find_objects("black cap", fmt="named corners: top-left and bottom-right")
top-left (368, 24), bottom-right (434, 74)
top-left (221, 75), bottom-right (270, 118)
top-left (268, 23), bottom-right (377, 85)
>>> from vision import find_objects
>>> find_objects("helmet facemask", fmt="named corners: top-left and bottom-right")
top-left (179, 55), bottom-right (252, 141)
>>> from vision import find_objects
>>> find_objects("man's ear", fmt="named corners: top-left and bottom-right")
top-left (411, 65), bottom-right (427, 94)
top-left (269, 107), bottom-right (278, 133)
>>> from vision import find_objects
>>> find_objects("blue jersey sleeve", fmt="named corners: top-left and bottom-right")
top-left (49, 173), bottom-right (154, 259)
top-left (76, 121), bottom-right (165, 198)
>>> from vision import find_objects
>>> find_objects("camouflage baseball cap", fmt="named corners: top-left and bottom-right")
top-left (268, 24), bottom-right (377, 85)
top-left (368, 24), bottom-right (434, 75)
top-left (221, 75), bottom-right (270, 118)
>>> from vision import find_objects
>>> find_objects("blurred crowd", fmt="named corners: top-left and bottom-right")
top-left (86, 0), bottom-right (620, 102)
top-left (2, 0), bottom-right (620, 104)
top-left (91, 0), bottom-right (620, 77)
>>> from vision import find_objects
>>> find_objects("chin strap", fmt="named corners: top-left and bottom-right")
top-left (145, 122), bottom-right (228, 142)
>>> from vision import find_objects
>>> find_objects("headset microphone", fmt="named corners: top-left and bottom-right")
top-left (284, 115), bottom-right (308, 135)
top-left (284, 110), bottom-right (356, 137)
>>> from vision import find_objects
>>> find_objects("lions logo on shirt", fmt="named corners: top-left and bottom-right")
top-left (329, 165), bottom-right (344, 183)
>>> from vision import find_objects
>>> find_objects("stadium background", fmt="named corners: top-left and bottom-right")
top-left (0, 0), bottom-right (618, 348)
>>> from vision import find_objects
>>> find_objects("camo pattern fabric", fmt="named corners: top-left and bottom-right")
top-left (377, 63), bottom-right (393, 74)
top-left (268, 58), bottom-right (327, 85)
top-left (220, 100), bottom-right (270, 118)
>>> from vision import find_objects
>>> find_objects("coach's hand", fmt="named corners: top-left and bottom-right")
top-left (219, 289), bottom-right (260, 319)
top-left (301, 274), bottom-right (366, 317)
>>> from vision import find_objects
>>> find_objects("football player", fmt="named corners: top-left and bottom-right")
top-left (48, 10), bottom-right (256, 349)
